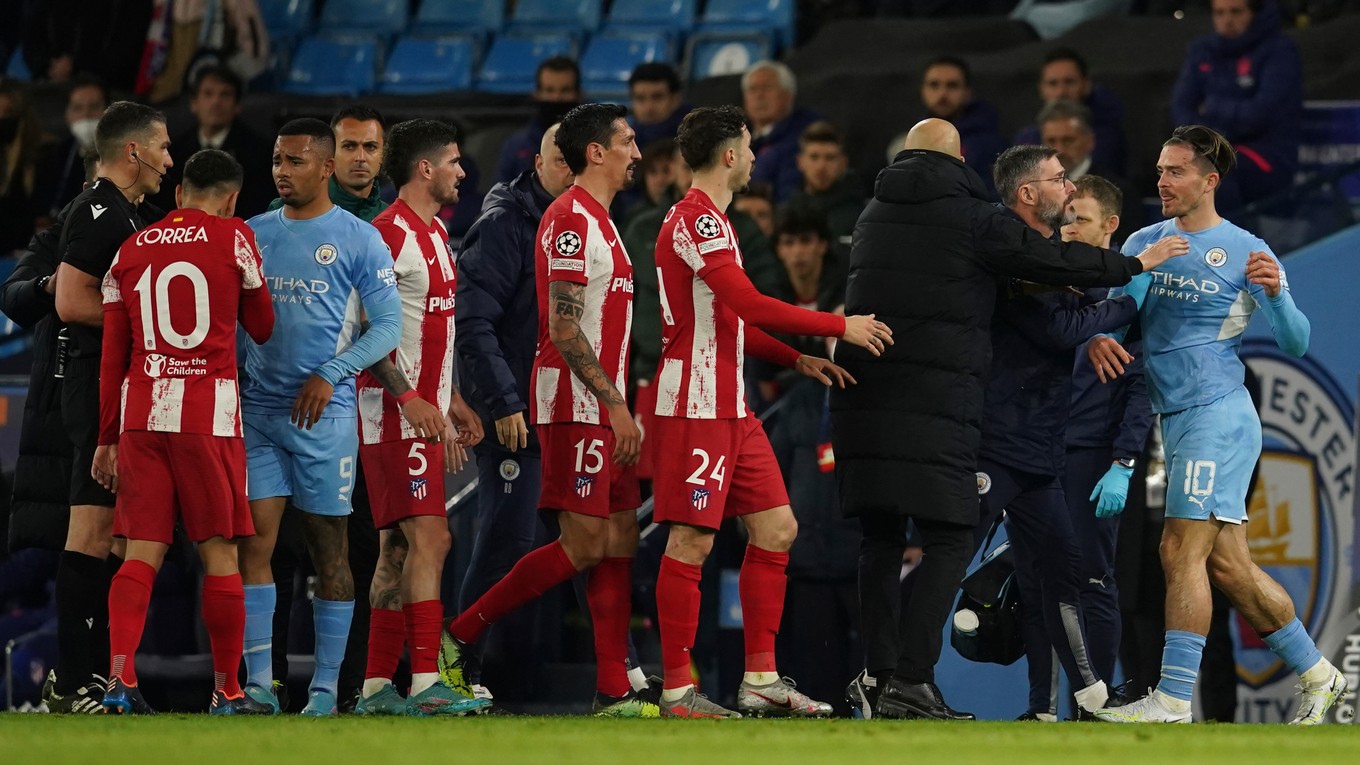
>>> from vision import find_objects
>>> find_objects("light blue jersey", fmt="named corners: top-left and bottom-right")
top-left (1118, 218), bottom-right (1309, 415)
top-left (243, 206), bottom-right (400, 417)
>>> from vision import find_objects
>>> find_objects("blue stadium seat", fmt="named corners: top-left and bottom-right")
top-left (506, 0), bottom-right (602, 35)
top-left (580, 31), bottom-right (672, 99)
top-left (605, 0), bottom-right (697, 36)
top-left (379, 34), bottom-right (475, 94)
top-left (685, 32), bottom-right (771, 81)
top-left (697, 0), bottom-right (795, 50)
top-left (318, 0), bottom-right (406, 36)
top-left (6, 47), bottom-right (30, 81)
top-left (284, 35), bottom-right (380, 96)
top-left (258, 0), bottom-right (316, 40)
top-left (477, 32), bottom-right (577, 94)
top-left (414, 0), bottom-right (504, 37)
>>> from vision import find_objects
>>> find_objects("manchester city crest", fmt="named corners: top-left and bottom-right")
top-left (1205, 247), bottom-right (1228, 267)
top-left (499, 459), bottom-right (520, 482)
top-left (315, 243), bottom-right (338, 265)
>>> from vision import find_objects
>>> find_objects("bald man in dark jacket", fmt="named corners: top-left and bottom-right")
top-left (832, 119), bottom-right (1187, 720)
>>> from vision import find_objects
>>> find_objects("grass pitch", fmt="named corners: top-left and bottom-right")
top-left (2, 715), bottom-right (1355, 764)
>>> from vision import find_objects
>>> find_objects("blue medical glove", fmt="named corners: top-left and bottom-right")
top-left (1090, 463), bottom-right (1134, 518)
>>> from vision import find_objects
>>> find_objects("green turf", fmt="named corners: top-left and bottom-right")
top-left (2, 715), bottom-right (1356, 765)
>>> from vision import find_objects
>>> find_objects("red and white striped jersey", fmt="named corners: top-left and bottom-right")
top-left (358, 199), bottom-right (458, 444)
top-left (532, 185), bottom-right (633, 426)
top-left (99, 209), bottom-right (267, 439)
top-left (654, 188), bottom-right (750, 419)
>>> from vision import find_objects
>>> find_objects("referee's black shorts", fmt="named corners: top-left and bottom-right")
top-left (61, 357), bottom-right (115, 508)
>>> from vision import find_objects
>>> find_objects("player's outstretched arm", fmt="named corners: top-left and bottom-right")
top-left (367, 353), bottom-right (448, 442)
top-left (1247, 250), bottom-right (1310, 358)
top-left (547, 279), bottom-right (639, 466)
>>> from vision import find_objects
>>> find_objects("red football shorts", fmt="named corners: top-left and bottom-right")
top-left (537, 422), bottom-right (641, 518)
top-left (114, 430), bottom-right (253, 544)
top-left (652, 415), bottom-right (789, 530)
top-left (359, 438), bottom-right (447, 530)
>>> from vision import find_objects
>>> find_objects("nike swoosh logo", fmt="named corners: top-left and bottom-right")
top-left (605, 239), bottom-right (617, 247)
top-left (427, 256), bottom-right (439, 266)
top-left (90, 204), bottom-right (107, 220)
top-left (748, 691), bottom-right (792, 708)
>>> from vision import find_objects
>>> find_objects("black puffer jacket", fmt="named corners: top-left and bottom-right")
top-left (830, 149), bottom-right (1142, 525)
top-left (0, 210), bottom-right (72, 551)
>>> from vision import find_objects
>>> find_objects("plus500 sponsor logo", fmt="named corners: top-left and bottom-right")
top-left (610, 277), bottom-right (633, 294)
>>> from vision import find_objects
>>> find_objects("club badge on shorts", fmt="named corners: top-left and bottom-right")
top-left (575, 475), bottom-right (594, 498)
top-left (410, 478), bottom-right (428, 500)
top-left (691, 487), bottom-right (710, 510)
top-left (1205, 247), bottom-right (1227, 267)
top-left (976, 472), bottom-right (992, 495)
top-left (315, 243), bottom-right (338, 265)
top-left (499, 459), bottom-right (520, 482)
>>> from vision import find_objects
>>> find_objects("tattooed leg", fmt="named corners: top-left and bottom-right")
top-left (302, 513), bottom-right (354, 602)
top-left (371, 528), bottom-right (408, 611)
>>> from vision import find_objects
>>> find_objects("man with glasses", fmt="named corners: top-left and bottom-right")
top-left (975, 145), bottom-right (1154, 719)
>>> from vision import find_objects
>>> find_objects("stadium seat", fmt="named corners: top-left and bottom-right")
top-left (414, 0), bottom-right (504, 37)
top-left (685, 32), bottom-right (772, 81)
top-left (258, 0), bottom-right (316, 40)
top-left (580, 31), bottom-right (672, 99)
top-left (379, 34), bottom-right (475, 94)
top-left (1009, 0), bottom-right (1132, 40)
top-left (605, 0), bottom-right (697, 36)
top-left (506, 0), bottom-right (602, 35)
top-left (284, 35), bottom-right (380, 96)
top-left (477, 32), bottom-right (578, 94)
top-left (5, 47), bottom-right (30, 81)
top-left (318, 0), bottom-right (407, 36)
top-left (696, 0), bottom-right (795, 51)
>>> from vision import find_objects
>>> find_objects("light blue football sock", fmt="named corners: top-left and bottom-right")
top-left (310, 597), bottom-right (354, 695)
top-left (1262, 618), bottom-right (1323, 676)
top-left (242, 584), bottom-right (276, 690)
top-left (1155, 629), bottom-right (1206, 702)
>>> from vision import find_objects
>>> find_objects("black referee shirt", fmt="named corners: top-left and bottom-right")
top-left (58, 177), bottom-right (146, 359)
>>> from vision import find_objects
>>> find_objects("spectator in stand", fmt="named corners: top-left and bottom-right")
top-left (0, 79), bottom-right (45, 255)
top-left (628, 63), bottom-right (690, 149)
top-left (743, 61), bottom-right (820, 203)
top-left (618, 137), bottom-right (677, 227)
top-left (147, 65), bottom-right (274, 219)
top-left (918, 56), bottom-right (1006, 197)
top-left (22, 0), bottom-right (153, 92)
top-left (34, 76), bottom-right (108, 226)
top-left (786, 122), bottom-right (865, 252)
top-left (1037, 100), bottom-right (1142, 241)
top-left (1171, 0), bottom-right (1303, 209)
top-left (758, 204), bottom-right (859, 716)
top-left (734, 182), bottom-right (776, 239)
top-left (1014, 48), bottom-right (1128, 176)
top-left (496, 57), bottom-right (581, 183)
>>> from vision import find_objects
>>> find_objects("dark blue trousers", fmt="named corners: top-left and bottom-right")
top-left (976, 457), bottom-right (1101, 715)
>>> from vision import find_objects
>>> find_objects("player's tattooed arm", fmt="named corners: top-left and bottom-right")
top-left (547, 280), bottom-right (625, 407)
top-left (368, 356), bottom-right (414, 397)
top-left (370, 529), bottom-right (409, 610)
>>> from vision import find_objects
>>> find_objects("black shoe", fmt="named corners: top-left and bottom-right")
top-left (1075, 680), bottom-right (1141, 720)
top-left (337, 687), bottom-right (361, 714)
top-left (874, 679), bottom-right (975, 720)
top-left (102, 677), bottom-right (157, 715)
top-left (1017, 710), bottom-right (1057, 721)
top-left (49, 680), bottom-right (105, 715)
top-left (845, 670), bottom-right (881, 719)
top-left (636, 675), bottom-right (663, 707)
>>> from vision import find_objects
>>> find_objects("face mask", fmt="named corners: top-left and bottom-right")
top-left (71, 118), bottom-right (98, 149)
top-left (0, 117), bottom-right (18, 145)
top-left (536, 100), bottom-right (577, 127)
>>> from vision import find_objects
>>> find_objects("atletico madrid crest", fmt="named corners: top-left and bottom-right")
top-left (575, 475), bottom-right (594, 498)
top-left (691, 487), bottom-right (710, 511)
top-left (410, 479), bottom-right (428, 500)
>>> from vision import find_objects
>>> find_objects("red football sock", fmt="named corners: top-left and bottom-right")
top-left (108, 560), bottom-right (157, 686)
top-left (201, 573), bottom-right (245, 696)
top-left (740, 545), bottom-right (789, 673)
top-left (367, 607), bottom-right (406, 682)
top-left (587, 557), bottom-right (634, 697)
top-left (656, 555), bottom-right (704, 690)
top-left (449, 541), bottom-right (577, 644)
top-left (402, 600), bottom-right (442, 677)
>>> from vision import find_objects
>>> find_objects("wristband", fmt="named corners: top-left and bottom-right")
top-left (397, 390), bottom-right (420, 406)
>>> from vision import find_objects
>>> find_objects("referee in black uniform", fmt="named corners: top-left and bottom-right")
top-left (49, 101), bottom-right (171, 712)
